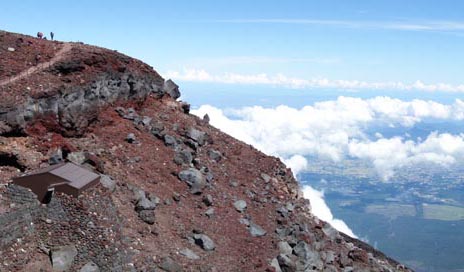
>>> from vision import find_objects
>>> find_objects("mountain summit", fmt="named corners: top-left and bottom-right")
top-left (0, 30), bottom-right (411, 271)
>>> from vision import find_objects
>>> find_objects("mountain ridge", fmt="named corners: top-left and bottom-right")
top-left (0, 30), bottom-right (411, 272)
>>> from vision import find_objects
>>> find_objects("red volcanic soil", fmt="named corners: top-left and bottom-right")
top-left (0, 30), bottom-right (411, 272)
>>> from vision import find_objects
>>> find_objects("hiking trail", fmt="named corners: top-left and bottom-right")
top-left (0, 43), bottom-right (73, 87)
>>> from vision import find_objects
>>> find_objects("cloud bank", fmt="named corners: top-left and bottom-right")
top-left (165, 68), bottom-right (464, 93)
top-left (193, 97), bottom-right (464, 180)
top-left (192, 97), bottom-right (464, 236)
top-left (217, 19), bottom-right (464, 33)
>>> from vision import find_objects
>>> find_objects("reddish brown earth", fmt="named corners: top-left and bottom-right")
top-left (0, 30), bottom-right (412, 272)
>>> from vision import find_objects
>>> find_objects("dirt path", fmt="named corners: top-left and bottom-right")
top-left (0, 43), bottom-right (73, 87)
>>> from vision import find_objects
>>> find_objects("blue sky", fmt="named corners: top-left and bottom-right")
top-left (2, 0), bottom-right (464, 99)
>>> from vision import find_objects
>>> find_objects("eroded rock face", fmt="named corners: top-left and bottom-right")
top-left (1, 72), bottom-right (166, 136)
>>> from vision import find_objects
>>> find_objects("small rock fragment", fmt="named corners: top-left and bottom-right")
top-left (205, 208), bottom-right (215, 218)
top-left (239, 218), bottom-right (250, 226)
top-left (202, 194), bottom-right (213, 206)
top-left (261, 173), bottom-right (271, 183)
top-left (126, 133), bottom-right (136, 143)
top-left (202, 114), bottom-right (210, 124)
top-left (233, 200), bottom-right (247, 212)
top-left (79, 261), bottom-right (100, 272)
top-left (179, 248), bottom-right (200, 260)
top-left (164, 134), bottom-right (177, 147)
top-left (180, 102), bottom-right (190, 114)
top-left (51, 245), bottom-right (78, 272)
top-left (67, 152), bottom-right (86, 165)
top-left (159, 256), bottom-right (183, 272)
top-left (140, 116), bottom-right (152, 126)
top-left (138, 210), bottom-right (156, 224)
top-left (135, 197), bottom-right (157, 211)
top-left (270, 258), bottom-right (283, 272)
top-left (277, 254), bottom-right (296, 272)
top-left (49, 153), bottom-right (63, 165)
top-left (249, 222), bottom-right (267, 237)
top-left (207, 149), bottom-right (222, 162)
top-left (278, 241), bottom-right (293, 255)
top-left (100, 175), bottom-right (116, 192)
top-left (193, 234), bottom-right (215, 251)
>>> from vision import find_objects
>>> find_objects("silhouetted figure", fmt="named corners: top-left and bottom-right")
top-left (50, 32), bottom-right (54, 40)
top-left (37, 32), bottom-right (43, 39)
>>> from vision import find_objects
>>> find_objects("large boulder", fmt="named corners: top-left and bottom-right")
top-left (186, 128), bottom-right (207, 146)
top-left (163, 79), bottom-right (180, 99)
top-left (173, 149), bottom-right (193, 165)
top-left (178, 168), bottom-right (206, 194)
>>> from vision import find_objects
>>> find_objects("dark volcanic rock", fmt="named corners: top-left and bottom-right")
top-left (52, 59), bottom-right (85, 75)
top-left (207, 149), bottom-right (222, 162)
top-left (193, 233), bottom-right (216, 251)
top-left (233, 200), bottom-right (247, 212)
top-left (249, 222), bottom-right (267, 237)
top-left (173, 149), bottom-right (193, 165)
top-left (186, 127), bottom-right (207, 146)
top-left (277, 254), bottom-right (296, 272)
top-left (79, 261), bottom-right (100, 272)
top-left (160, 257), bottom-right (183, 272)
top-left (163, 79), bottom-right (180, 99)
top-left (138, 210), bottom-right (156, 224)
top-left (178, 168), bottom-right (206, 194)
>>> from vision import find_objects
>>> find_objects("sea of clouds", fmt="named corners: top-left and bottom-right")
top-left (192, 96), bottom-right (464, 237)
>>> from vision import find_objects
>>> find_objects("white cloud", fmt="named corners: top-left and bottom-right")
top-left (283, 155), bottom-right (357, 237)
top-left (302, 185), bottom-right (357, 238)
top-left (216, 19), bottom-right (464, 33)
top-left (283, 155), bottom-right (308, 176)
top-left (192, 97), bottom-right (464, 236)
top-left (164, 68), bottom-right (464, 93)
top-left (192, 97), bottom-right (464, 179)
top-left (185, 56), bottom-right (340, 66)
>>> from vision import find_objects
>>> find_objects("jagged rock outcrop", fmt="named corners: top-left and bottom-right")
top-left (0, 31), bottom-right (412, 272)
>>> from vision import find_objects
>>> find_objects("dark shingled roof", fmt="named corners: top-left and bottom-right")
top-left (21, 162), bottom-right (100, 189)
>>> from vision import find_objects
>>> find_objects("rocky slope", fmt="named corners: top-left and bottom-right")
top-left (0, 30), bottom-right (412, 271)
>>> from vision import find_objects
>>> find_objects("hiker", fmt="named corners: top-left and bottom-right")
top-left (37, 32), bottom-right (43, 39)
top-left (50, 32), bottom-right (54, 41)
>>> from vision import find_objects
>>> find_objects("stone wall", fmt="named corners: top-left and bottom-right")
top-left (0, 185), bottom-right (39, 247)
top-left (0, 184), bottom-right (128, 271)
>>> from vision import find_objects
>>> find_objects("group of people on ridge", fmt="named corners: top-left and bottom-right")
top-left (37, 31), bottom-right (54, 40)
